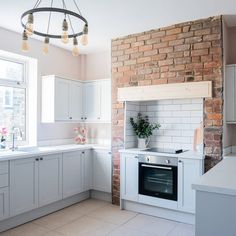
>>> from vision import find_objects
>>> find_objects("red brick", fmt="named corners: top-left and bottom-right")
top-left (191, 49), bottom-right (209, 56)
top-left (158, 59), bottom-right (173, 66)
top-left (194, 42), bottom-right (211, 49)
top-left (139, 45), bottom-right (153, 52)
top-left (166, 27), bottom-right (182, 35)
top-left (137, 57), bottom-right (152, 63)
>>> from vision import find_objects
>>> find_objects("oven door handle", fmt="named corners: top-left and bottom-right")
top-left (141, 164), bottom-right (172, 170)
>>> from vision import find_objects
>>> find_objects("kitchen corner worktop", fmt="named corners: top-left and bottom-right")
top-left (119, 148), bottom-right (204, 160)
top-left (0, 144), bottom-right (111, 161)
top-left (192, 154), bottom-right (236, 195)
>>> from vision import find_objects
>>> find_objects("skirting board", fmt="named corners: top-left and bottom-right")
top-left (91, 190), bottom-right (112, 202)
top-left (121, 200), bottom-right (195, 225)
top-left (0, 191), bottom-right (90, 233)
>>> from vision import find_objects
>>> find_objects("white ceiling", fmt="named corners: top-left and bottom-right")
top-left (1, 0), bottom-right (236, 54)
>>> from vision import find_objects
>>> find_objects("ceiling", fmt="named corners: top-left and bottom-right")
top-left (1, 0), bottom-right (236, 54)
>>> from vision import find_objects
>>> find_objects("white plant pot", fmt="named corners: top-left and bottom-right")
top-left (138, 138), bottom-right (149, 149)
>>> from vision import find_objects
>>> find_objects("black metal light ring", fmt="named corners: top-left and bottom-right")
top-left (21, 7), bottom-right (88, 39)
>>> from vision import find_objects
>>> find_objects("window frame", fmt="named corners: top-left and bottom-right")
top-left (0, 55), bottom-right (28, 146)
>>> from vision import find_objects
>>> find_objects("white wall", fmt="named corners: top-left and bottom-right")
top-left (0, 27), bottom-right (82, 143)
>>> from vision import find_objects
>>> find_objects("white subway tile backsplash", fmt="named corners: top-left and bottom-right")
top-left (125, 98), bottom-right (203, 150)
top-left (164, 105), bottom-right (181, 111)
top-left (181, 104), bottom-right (202, 111)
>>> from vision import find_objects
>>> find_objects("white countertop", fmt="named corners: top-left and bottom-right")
top-left (119, 148), bottom-right (204, 160)
top-left (0, 144), bottom-right (110, 161)
top-left (192, 154), bottom-right (236, 195)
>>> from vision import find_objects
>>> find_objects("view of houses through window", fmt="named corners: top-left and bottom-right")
top-left (0, 57), bottom-right (26, 142)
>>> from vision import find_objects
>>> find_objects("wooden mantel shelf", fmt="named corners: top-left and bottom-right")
top-left (117, 81), bottom-right (212, 102)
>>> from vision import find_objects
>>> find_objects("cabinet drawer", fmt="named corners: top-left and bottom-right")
top-left (0, 174), bottom-right (8, 188)
top-left (0, 161), bottom-right (8, 174)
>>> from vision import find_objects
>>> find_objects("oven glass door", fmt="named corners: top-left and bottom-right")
top-left (139, 163), bottom-right (177, 201)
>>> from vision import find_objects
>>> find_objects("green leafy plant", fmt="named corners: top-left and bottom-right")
top-left (130, 113), bottom-right (161, 139)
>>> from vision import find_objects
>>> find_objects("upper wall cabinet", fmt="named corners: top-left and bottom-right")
top-left (41, 75), bottom-right (83, 123)
top-left (226, 65), bottom-right (236, 123)
top-left (41, 76), bottom-right (111, 123)
top-left (83, 79), bottom-right (111, 123)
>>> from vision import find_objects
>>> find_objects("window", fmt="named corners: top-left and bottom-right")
top-left (0, 56), bottom-right (27, 142)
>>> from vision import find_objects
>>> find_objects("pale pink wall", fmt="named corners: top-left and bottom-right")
top-left (85, 51), bottom-right (111, 81)
top-left (0, 27), bottom-right (82, 142)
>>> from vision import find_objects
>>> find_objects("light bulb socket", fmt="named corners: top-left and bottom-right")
top-left (28, 13), bottom-right (34, 24)
top-left (44, 37), bottom-right (49, 44)
top-left (83, 24), bottom-right (88, 35)
top-left (73, 37), bottom-right (78, 46)
top-left (22, 30), bottom-right (28, 40)
top-left (62, 18), bottom-right (68, 31)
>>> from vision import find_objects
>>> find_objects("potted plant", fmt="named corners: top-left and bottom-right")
top-left (130, 113), bottom-right (161, 149)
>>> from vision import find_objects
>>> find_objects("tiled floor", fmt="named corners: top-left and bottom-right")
top-left (0, 199), bottom-right (195, 236)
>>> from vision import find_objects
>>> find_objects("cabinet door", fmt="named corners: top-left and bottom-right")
top-left (100, 80), bottom-right (111, 122)
top-left (93, 150), bottom-right (111, 193)
top-left (83, 82), bottom-right (101, 121)
top-left (120, 154), bottom-right (139, 201)
top-left (38, 154), bottom-right (62, 207)
top-left (55, 78), bottom-right (70, 121)
top-left (0, 187), bottom-right (9, 220)
top-left (178, 158), bottom-right (203, 213)
top-left (226, 66), bottom-right (235, 122)
top-left (69, 81), bottom-right (83, 121)
top-left (82, 149), bottom-right (92, 191)
top-left (10, 158), bottom-right (38, 216)
top-left (63, 151), bottom-right (83, 198)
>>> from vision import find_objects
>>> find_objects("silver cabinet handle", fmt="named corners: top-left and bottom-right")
top-left (141, 164), bottom-right (172, 170)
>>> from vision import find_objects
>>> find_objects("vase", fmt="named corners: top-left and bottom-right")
top-left (138, 138), bottom-right (149, 149)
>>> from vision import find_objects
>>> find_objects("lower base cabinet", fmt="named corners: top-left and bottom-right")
top-left (178, 158), bottom-right (203, 213)
top-left (10, 154), bottom-right (63, 216)
top-left (0, 188), bottom-right (9, 220)
top-left (6, 148), bottom-right (111, 220)
top-left (10, 157), bottom-right (38, 216)
top-left (38, 154), bottom-right (62, 207)
top-left (120, 153), bottom-right (139, 201)
top-left (63, 151), bottom-right (83, 198)
top-left (93, 150), bottom-right (112, 193)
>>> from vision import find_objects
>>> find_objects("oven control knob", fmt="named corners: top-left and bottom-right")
top-left (165, 160), bottom-right (170, 164)
top-left (147, 157), bottom-right (150, 162)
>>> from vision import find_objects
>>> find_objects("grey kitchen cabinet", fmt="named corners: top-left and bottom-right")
top-left (10, 157), bottom-right (39, 216)
top-left (225, 64), bottom-right (236, 123)
top-left (82, 149), bottom-right (93, 191)
top-left (38, 154), bottom-right (62, 207)
top-left (93, 149), bottom-right (112, 193)
top-left (0, 187), bottom-right (9, 221)
top-left (177, 158), bottom-right (203, 213)
top-left (62, 151), bottom-right (83, 198)
top-left (120, 153), bottom-right (139, 201)
top-left (10, 154), bottom-right (63, 216)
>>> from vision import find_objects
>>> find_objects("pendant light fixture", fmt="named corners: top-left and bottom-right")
top-left (21, 0), bottom-right (88, 56)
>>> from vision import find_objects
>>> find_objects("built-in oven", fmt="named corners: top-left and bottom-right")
top-left (139, 155), bottom-right (178, 201)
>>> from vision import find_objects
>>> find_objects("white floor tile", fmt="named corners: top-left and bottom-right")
top-left (167, 223), bottom-right (195, 236)
top-left (86, 204), bottom-right (137, 225)
top-left (124, 214), bottom-right (178, 236)
top-left (55, 215), bottom-right (117, 236)
top-left (108, 225), bottom-right (156, 236)
top-left (0, 222), bottom-right (50, 236)
top-left (33, 199), bottom-right (108, 230)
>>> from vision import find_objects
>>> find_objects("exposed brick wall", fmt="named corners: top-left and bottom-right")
top-left (111, 16), bottom-right (223, 205)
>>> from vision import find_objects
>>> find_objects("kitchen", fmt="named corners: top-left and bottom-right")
top-left (0, 1), bottom-right (236, 236)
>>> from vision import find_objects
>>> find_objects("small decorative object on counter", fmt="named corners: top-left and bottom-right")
top-left (130, 113), bottom-right (161, 149)
top-left (0, 127), bottom-right (8, 149)
top-left (74, 126), bottom-right (87, 144)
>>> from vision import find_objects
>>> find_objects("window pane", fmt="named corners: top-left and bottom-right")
top-left (0, 59), bottom-right (24, 82)
top-left (0, 86), bottom-right (26, 141)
